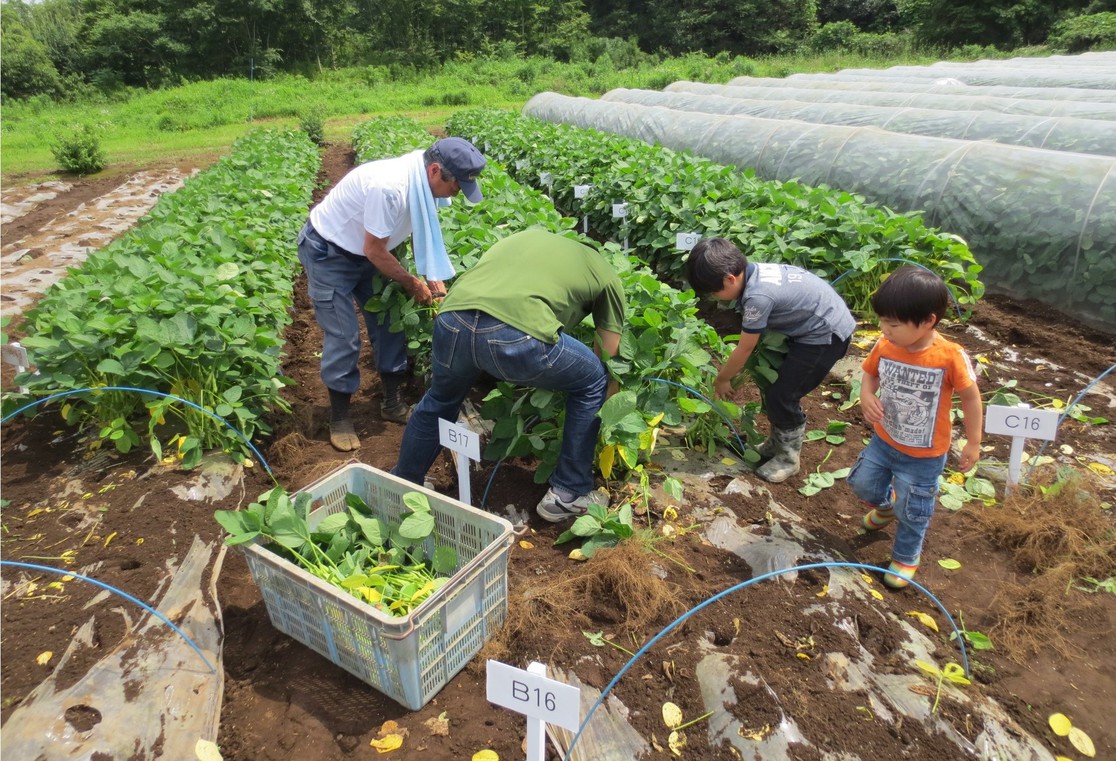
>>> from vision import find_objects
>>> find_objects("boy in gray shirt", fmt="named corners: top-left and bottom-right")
top-left (686, 238), bottom-right (856, 482)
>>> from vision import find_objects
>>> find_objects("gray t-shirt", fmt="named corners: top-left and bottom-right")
top-left (738, 262), bottom-right (856, 344)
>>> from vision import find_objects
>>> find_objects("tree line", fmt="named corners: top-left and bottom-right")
top-left (2, 0), bottom-right (1114, 100)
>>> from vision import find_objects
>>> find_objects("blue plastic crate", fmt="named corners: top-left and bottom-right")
top-left (242, 463), bottom-right (513, 710)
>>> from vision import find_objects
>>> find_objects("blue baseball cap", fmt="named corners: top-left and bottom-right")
top-left (431, 137), bottom-right (486, 203)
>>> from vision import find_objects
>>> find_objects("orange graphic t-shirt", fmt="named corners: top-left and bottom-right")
top-left (862, 333), bottom-right (977, 458)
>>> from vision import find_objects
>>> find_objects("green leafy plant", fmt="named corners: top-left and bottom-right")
top-left (1071, 576), bottom-right (1116, 596)
top-left (804, 420), bottom-right (849, 445)
top-left (583, 630), bottom-right (635, 656)
top-left (554, 501), bottom-right (635, 558)
top-left (50, 124), bottom-right (105, 175)
top-left (798, 450), bottom-right (851, 496)
top-left (914, 659), bottom-right (971, 713)
top-left (214, 488), bottom-right (457, 616)
top-left (948, 610), bottom-right (994, 651)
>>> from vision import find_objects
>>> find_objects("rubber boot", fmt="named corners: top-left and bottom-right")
top-left (755, 422), bottom-right (806, 483)
top-left (754, 434), bottom-right (777, 463)
top-left (328, 389), bottom-right (360, 451)
top-left (380, 372), bottom-right (411, 424)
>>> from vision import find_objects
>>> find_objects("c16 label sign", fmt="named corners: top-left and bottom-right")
top-left (985, 405), bottom-right (1059, 441)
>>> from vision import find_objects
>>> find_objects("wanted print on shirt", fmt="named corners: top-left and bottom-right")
top-left (878, 358), bottom-right (944, 448)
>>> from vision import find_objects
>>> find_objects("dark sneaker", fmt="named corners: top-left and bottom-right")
top-left (380, 399), bottom-right (411, 424)
top-left (535, 488), bottom-right (608, 523)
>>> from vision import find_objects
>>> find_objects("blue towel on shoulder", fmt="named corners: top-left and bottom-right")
top-left (406, 150), bottom-right (455, 281)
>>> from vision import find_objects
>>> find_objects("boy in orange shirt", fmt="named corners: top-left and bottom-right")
top-left (850, 266), bottom-right (983, 588)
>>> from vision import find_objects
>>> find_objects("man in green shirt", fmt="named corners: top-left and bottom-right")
top-left (392, 229), bottom-right (626, 522)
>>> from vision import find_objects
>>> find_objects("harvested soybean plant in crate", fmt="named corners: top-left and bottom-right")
top-left (214, 464), bottom-right (513, 710)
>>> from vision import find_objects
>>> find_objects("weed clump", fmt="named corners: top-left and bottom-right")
top-left (968, 470), bottom-right (1115, 660)
top-left (50, 124), bottom-right (105, 175)
top-left (486, 541), bottom-right (684, 664)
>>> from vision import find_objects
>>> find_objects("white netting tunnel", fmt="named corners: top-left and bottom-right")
top-left (664, 80), bottom-right (1116, 120)
top-left (780, 51), bottom-right (1116, 90)
top-left (601, 88), bottom-right (1116, 156)
top-left (522, 53), bottom-right (1116, 325)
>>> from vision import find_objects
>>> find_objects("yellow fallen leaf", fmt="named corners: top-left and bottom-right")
top-left (195, 738), bottom-right (224, 761)
top-left (568, 549), bottom-right (587, 561)
top-left (668, 730), bottom-right (686, 756)
top-left (136, 538), bottom-right (144, 545)
top-left (472, 751), bottom-right (499, 761)
top-left (720, 458), bottom-right (737, 466)
top-left (424, 712), bottom-right (450, 737)
top-left (860, 573), bottom-right (874, 585)
top-left (518, 540), bottom-right (534, 549)
top-left (1068, 726), bottom-right (1096, 757)
top-left (1048, 712), bottom-right (1072, 736)
top-left (906, 611), bottom-right (939, 632)
top-left (663, 506), bottom-right (678, 521)
top-left (738, 724), bottom-right (770, 741)
top-left (1087, 462), bottom-right (1114, 476)
top-left (369, 733), bottom-right (404, 753)
top-left (36, 651), bottom-right (52, 665)
top-left (662, 524), bottom-right (676, 537)
top-left (948, 472), bottom-right (965, 485)
top-left (1051, 398), bottom-right (1065, 409)
top-left (1055, 757), bottom-right (1074, 761)
top-left (662, 701), bottom-right (683, 729)
top-left (379, 720), bottom-right (400, 735)
top-left (796, 652), bottom-right (811, 660)
top-left (815, 585), bottom-right (828, 598)
top-left (869, 589), bottom-right (884, 600)
top-left (104, 531), bottom-right (118, 548)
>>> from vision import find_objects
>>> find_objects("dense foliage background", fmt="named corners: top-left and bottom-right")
top-left (2, 0), bottom-right (1115, 100)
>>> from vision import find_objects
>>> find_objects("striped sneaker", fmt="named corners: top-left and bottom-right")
top-left (884, 559), bottom-right (919, 589)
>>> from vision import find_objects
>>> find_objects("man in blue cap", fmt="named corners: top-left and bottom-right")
top-left (297, 136), bottom-right (486, 451)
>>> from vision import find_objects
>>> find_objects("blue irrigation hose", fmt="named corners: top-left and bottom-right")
top-left (832, 258), bottom-right (964, 320)
top-left (0, 560), bottom-right (217, 674)
top-left (1, 386), bottom-right (274, 478)
top-left (562, 560), bottom-right (970, 760)
top-left (1023, 362), bottom-right (1116, 484)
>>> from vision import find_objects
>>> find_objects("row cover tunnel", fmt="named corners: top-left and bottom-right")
top-left (523, 53), bottom-right (1116, 330)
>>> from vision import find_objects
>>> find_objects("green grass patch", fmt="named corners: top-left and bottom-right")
top-left (1, 49), bottom-right (957, 180)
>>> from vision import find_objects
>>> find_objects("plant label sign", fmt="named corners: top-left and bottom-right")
top-left (612, 202), bottom-right (629, 218)
top-left (439, 419), bottom-right (481, 504)
top-left (676, 232), bottom-right (701, 251)
top-left (573, 184), bottom-right (591, 199)
top-left (985, 405), bottom-right (1059, 441)
top-left (985, 404), bottom-right (1059, 490)
top-left (487, 660), bottom-right (580, 761)
top-left (539, 172), bottom-right (553, 187)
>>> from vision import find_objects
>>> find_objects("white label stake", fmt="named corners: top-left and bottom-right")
top-left (487, 660), bottom-right (581, 761)
top-left (439, 418), bottom-right (481, 505)
top-left (985, 403), bottom-right (1059, 492)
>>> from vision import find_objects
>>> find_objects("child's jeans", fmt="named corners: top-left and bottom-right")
top-left (848, 435), bottom-right (947, 565)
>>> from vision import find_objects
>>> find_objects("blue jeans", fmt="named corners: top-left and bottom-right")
top-left (392, 310), bottom-right (609, 496)
top-left (297, 221), bottom-right (407, 394)
top-left (847, 435), bottom-right (947, 565)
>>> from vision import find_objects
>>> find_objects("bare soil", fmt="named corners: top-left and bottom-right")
top-left (2, 142), bottom-right (1114, 761)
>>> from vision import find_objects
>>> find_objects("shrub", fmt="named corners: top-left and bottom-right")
top-left (812, 20), bottom-right (859, 52)
top-left (50, 124), bottom-right (105, 175)
top-left (1048, 12), bottom-right (1116, 53)
top-left (299, 107), bottom-right (325, 145)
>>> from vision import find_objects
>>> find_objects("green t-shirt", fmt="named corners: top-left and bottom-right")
top-left (441, 229), bottom-right (625, 344)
